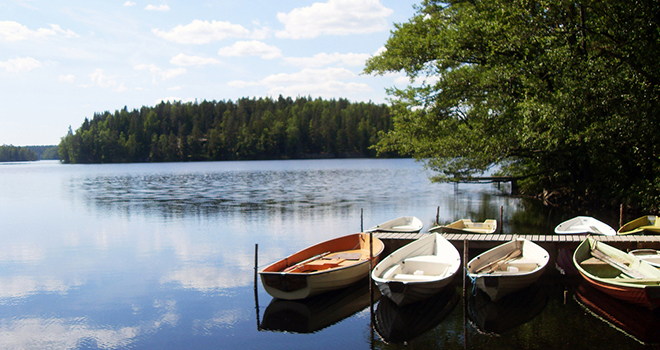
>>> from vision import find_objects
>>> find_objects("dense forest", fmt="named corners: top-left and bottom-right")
top-left (58, 96), bottom-right (395, 164)
top-left (0, 145), bottom-right (37, 162)
top-left (366, 0), bottom-right (660, 212)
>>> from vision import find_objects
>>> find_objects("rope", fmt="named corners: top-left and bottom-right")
top-left (465, 267), bottom-right (479, 295)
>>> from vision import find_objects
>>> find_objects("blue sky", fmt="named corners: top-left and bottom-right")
top-left (1, 0), bottom-right (419, 146)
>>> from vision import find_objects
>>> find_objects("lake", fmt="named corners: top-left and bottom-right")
top-left (0, 159), bottom-right (653, 349)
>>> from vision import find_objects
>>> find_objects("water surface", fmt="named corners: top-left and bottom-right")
top-left (0, 159), bottom-right (650, 349)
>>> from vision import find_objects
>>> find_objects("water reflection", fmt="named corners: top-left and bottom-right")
top-left (468, 283), bottom-right (548, 334)
top-left (374, 286), bottom-right (459, 344)
top-left (575, 283), bottom-right (660, 345)
top-left (259, 278), bottom-right (376, 333)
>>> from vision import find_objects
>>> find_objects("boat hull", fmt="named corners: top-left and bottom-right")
top-left (372, 233), bottom-right (461, 306)
top-left (259, 233), bottom-right (384, 300)
top-left (429, 219), bottom-right (497, 234)
top-left (367, 216), bottom-right (423, 233)
top-left (573, 237), bottom-right (660, 309)
top-left (618, 215), bottom-right (660, 235)
top-left (467, 239), bottom-right (549, 301)
top-left (554, 216), bottom-right (616, 235)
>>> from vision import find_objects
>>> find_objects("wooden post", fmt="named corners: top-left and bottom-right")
top-left (620, 204), bottom-right (624, 229)
top-left (361, 208), bottom-right (364, 232)
top-left (436, 206), bottom-right (440, 225)
top-left (500, 205), bottom-right (504, 234)
top-left (254, 243), bottom-right (260, 330)
top-left (463, 240), bottom-right (468, 298)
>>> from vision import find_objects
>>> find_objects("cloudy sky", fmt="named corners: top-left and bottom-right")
top-left (0, 0), bottom-right (419, 146)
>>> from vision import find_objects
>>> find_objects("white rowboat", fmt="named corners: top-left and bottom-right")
top-left (467, 239), bottom-right (549, 301)
top-left (367, 216), bottom-right (423, 233)
top-left (554, 216), bottom-right (616, 235)
top-left (372, 233), bottom-right (461, 306)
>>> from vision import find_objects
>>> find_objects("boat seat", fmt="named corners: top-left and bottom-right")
top-left (391, 272), bottom-right (437, 282)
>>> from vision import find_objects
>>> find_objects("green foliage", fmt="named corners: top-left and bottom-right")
top-left (365, 0), bottom-right (660, 211)
top-left (58, 96), bottom-right (393, 164)
top-left (0, 145), bottom-right (37, 162)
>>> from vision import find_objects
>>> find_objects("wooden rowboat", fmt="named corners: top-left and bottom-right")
top-left (367, 216), bottom-right (423, 233)
top-left (466, 239), bottom-right (548, 301)
top-left (259, 232), bottom-right (384, 300)
top-left (371, 233), bottom-right (461, 306)
top-left (428, 219), bottom-right (497, 234)
top-left (629, 249), bottom-right (660, 268)
top-left (554, 216), bottom-right (616, 235)
top-left (573, 237), bottom-right (660, 309)
top-left (618, 215), bottom-right (660, 235)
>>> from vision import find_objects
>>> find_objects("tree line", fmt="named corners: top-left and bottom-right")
top-left (0, 145), bottom-right (59, 162)
top-left (58, 96), bottom-right (396, 164)
top-left (365, 0), bottom-right (660, 212)
top-left (0, 145), bottom-right (37, 162)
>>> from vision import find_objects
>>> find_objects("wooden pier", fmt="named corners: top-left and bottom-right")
top-left (373, 232), bottom-right (660, 255)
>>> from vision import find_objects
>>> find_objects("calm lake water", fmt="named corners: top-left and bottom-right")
top-left (0, 159), bottom-right (655, 349)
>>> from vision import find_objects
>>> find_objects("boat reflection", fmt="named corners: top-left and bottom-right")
top-left (468, 283), bottom-right (547, 334)
top-left (575, 283), bottom-right (660, 345)
top-left (259, 278), bottom-right (377, 333)
top-left (374, 286), bottom-right (459, 344)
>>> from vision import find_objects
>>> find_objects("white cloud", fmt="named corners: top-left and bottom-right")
top-left (59, 74), bottom-right (76, 83)
top-left (229, 67), bottom-right (372, 97)
top-left (217, 41), bottom-right (282, 60)
top-left (170, 53), bottom-right (221, 66)
top-left (152, 20), bottom-right (250, 44)
top-left (0, 57), bottom-right (42, 72)
top-left (145, 4), bottom-right (170, 11)
top-left (135, 64), bottom-right (187, 82)
top-left (276, 0), bottom-right (393, 39)
top-left (284, 52), bottom-right (370, 68)
top-left (155, 96), bottom-right (196, 104)
top-left (88, 68), bottom-right (118, 89)
top-left (123, 1), bottom-right (136, 6)
top-left (0, 21), bottom-right (78, 42)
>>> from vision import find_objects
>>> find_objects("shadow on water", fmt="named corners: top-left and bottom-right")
top-left (467, 283), bottom-right (548, 335)
top-left (374, 286), bottom-right (459, 344)
top-left (575, 282), bottom-right (660, 345)
top-left (259, 278), bottom-right (378, 334)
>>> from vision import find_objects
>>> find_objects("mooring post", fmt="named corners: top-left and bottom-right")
top-left (254, 243), bottom-right (260, 330)
top-left (361, 208), bottom-right (364, 232)
top-left (436, 206), bottom-right (440, 225)
top-left (500, 205), bottom-right (504, 234)
top-left (619, 203), bottom-right (624, 229)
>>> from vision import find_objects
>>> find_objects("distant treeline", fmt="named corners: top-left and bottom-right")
top-left (59, 96), bottom-right (397, 164)
top-left (0, 145), bottom-right (59, 162)
top-left (0, 145), bottom-right (37, 162)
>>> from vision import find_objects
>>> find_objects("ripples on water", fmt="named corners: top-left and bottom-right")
top-left (0, 159), bottom-right (641, 350)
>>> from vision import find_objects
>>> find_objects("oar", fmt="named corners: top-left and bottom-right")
top-left (475, 249), bottom-right (522, 274)
top-left (283, 251), bottom-right (331, 272)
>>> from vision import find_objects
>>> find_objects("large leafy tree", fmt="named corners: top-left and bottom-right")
top-left (365, 0), bottom-right (660, 211)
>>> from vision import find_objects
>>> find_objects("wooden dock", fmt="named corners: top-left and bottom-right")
top-left (373, 232), bottom-right (660, 253)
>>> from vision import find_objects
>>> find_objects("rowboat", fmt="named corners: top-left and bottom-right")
top-left (554, 216), bottom-right (616, 235)
top-left (374, 287), bottom-right (458, 344)
top-left (573, 237), bottom-right (660, 309)
top-left (428, 219), bottom-right (497, 234)
top-left (259, 233), bottom-right (384, 300)
top-left (618, 215), bottom-right (660, 235)
top-left (371, 233), bottom-right (461, 305)
top-left (466, 239), bottom-right (549, 301)
top-left (629, 249), bottom-right (660, 268)
top-left (367, 216), bottom-right (423, 233)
